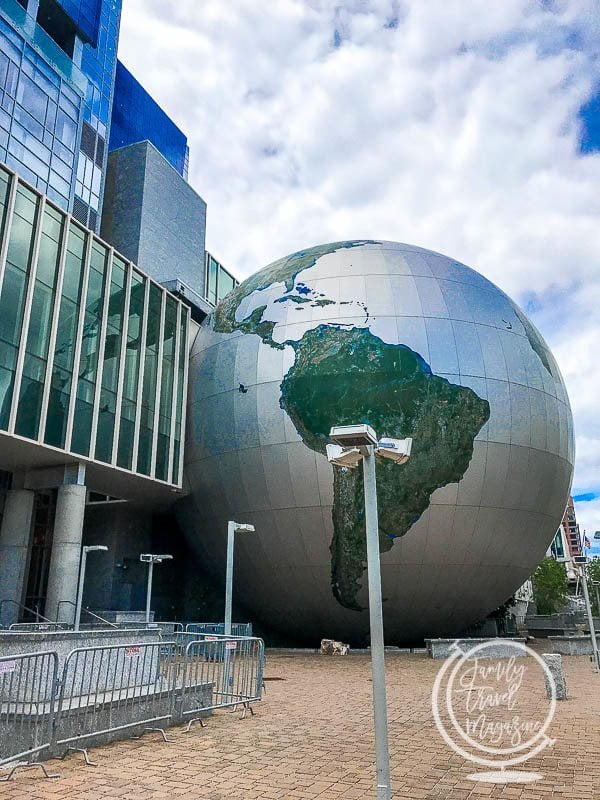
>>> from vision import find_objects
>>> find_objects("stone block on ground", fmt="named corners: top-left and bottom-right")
top-left (542, 653), bottom-right (568, 700)
top-left (320, 638), bottom-right (350, 655)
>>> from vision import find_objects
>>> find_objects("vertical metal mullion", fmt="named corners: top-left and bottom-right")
top-left (0, 169), bottom-right (19, 297)
top-left (110, 262), bottom-right (132, 465)
top-left (166, 301), bottom-right (181, 484)
top-left (177, 309), bottom-right (190, 488)
top-left (149, 289), bottom-right (166, 478)
top-left (37, 214), bottom-right (71, 443)
top-left (88, 248), bottom-right (114, 458)
top-left (131, 278), bottom-right (150, 474)
top-left (8, 194), bottom-right (46, 434)
top-left (64, 231), bottom-right (92, 452)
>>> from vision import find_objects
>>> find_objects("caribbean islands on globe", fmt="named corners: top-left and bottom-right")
top-left (177, 240), bottom-right (574, 643)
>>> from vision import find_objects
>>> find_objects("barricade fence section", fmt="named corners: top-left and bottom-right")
top-left (54, 640), bottom-right (177, 756)
top-left (0, 651), bottom-right (59, 775)
top-left (180, 637), bottom-right (265, 727)
top-left (0, 636), bottom-right (264, 777)
top-left (185, 622), bottom-right (253, 637)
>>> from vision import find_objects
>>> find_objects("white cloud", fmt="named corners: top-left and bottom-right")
top-left (117, 0), bottom-right (600, 530)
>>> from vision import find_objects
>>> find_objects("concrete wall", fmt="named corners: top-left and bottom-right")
top-left (101, 140), bottom-right (207, 298)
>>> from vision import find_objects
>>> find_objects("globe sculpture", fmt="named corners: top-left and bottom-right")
top-left (178, 241), bottom-right (574, 642)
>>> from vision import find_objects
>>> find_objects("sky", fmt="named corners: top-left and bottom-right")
top-left (117, 0), bottom-right (600, 537)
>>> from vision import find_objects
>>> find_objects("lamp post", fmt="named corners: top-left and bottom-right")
top-left (574, 556), bottom-right (600, 671)
top-left (592, 580), bottom-right (600, 619)
top-left (74, 545), bottom-right (108, 632)
top-left (327, 424), bottom-right (412, 800)
top-left (225, 521), bottom-right (255, 635)
top-left (140, 554), bottom-right (173, 626)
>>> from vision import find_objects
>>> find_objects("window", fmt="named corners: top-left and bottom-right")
top-left (36, 0), bottom-right (77, 58)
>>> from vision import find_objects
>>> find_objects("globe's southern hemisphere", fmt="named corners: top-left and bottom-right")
top-left (178, 241), bottom-right (574, 642)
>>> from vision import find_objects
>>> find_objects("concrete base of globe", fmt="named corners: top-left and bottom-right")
top-left (425, 638), bottom-right (528, 660)
top-left (548, 635), bottom-right (600, 656)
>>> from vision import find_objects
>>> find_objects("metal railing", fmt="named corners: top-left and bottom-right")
top-left (0, 635), bottom-right (264, 779)
top-left (0, 599), bottom-right (55, 627)
top-left (56, 601), bottom-right (119, 629)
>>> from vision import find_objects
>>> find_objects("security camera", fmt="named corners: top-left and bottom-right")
top-left (140, 553), bottom-right (173, 563)
top-left (326, 443), bottom-right (363, 469)
top-left (329, 424), bottom-right (378, 448)
top-left (376, 437), bottom-right (412, 465)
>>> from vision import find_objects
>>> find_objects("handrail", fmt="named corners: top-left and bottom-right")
top-left (56, 600), bottom-right (119, 629)
top-left (0, 598), bottom-right (55, 624)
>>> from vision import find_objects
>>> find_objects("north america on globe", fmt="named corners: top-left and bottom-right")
top-left (214, 241), bottom-right (491, 609)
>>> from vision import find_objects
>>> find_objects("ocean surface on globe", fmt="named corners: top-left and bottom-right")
top-left (178, 241), bottom-right (574, 643)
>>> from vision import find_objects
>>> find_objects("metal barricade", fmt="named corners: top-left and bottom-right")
top-left (0, 650), bottom-right (60, 781)
top-left (153, 622), bottom-right (184, 635)
top-left (185, 622), bottom-right (253, 637)
top-left (53, 640), bottom-right (178, 762)
top-left (178, 636), bottom-right (264, 729)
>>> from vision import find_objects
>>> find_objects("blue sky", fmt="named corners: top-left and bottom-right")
top-left (579, 88), bottom-right (600, 153)
top-left (118, 0), bottom-right (600, 535)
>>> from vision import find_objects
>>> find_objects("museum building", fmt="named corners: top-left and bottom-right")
top-left (0, 0), bottom-right (236, 624)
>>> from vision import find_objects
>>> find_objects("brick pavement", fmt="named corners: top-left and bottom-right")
top-left (2, 650), bottom-right (600, 799)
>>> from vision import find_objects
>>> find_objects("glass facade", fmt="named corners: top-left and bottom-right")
top-left (205, 251), bottom-right (238, 306)
top-left (0, 0), bottom-right (122, 231)
top-left (109, 60), bottom-right (188, 178)
top-left (55, 0), bottom-right (102, 46)
top-left (0, 6), bottom-right (83, 210)
top-left (0, 164), bottom-right (188, 486)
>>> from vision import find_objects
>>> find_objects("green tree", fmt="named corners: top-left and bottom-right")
top-left (586, 559), bottom-right (600, 616)
top-left (532, 557), bottom-right (569, 615)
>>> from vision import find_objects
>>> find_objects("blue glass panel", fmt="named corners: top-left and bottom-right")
top-left (109, 61), bottom-right (187, 177)
top-left (55, 0), bottom-right (102, 46)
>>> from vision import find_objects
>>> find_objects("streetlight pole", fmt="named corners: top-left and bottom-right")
top-left (327, 425), bottom-right (412, 800)
top-left (362, 445), bottom-right (392, 800)
top-left (140, 554), bottom-right (173, 626)
top-left (145, 559), bottom-right (154, 625)
top-left (74, 545), bottom-right (108, 632)
top-left (580, 563), bottom-right (600, 671)
top-left (225, 521), bottom-right (255, 635)
top-left (592, 581), bottom-right (600, 619)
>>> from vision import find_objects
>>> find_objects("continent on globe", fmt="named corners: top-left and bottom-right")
top-left (280, 325), bottom-right (490, 609)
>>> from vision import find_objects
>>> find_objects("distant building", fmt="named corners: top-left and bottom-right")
top-left (562, 496), bottom-right (582, 559)
top-left (547, 522), bottom-right (577, 581)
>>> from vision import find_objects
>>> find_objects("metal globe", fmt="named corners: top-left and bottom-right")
top-left (178, 241), bottom-right (574, 642)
